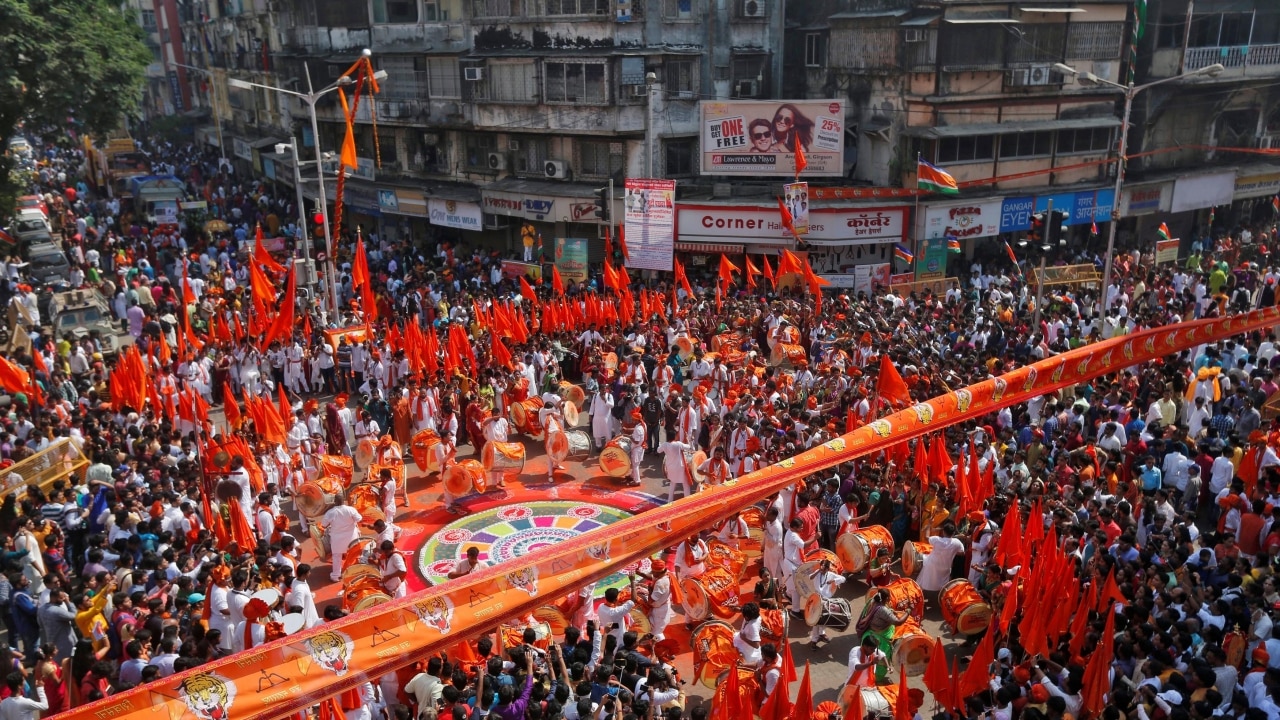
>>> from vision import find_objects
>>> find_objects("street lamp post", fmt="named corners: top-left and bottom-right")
top-left (276, 137), bottom-right (312, 286)
top-left (228, 52), bottom-right (388, 323)
top-left (1052, 61), bottom-right (1224, 309)
top-left (644, 71), bottom-right (657, 178)
top-left (170, 61), bottom-right (227, 162)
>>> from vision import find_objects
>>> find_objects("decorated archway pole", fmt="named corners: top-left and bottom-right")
top-left (65, 306), bottom-right (1280, 720)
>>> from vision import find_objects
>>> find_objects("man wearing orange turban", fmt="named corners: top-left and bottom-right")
top-left (628, 407), bottom-right (646, 487)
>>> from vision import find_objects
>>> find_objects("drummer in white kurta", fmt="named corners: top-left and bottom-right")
top-left (657, 438), bottom-right (694, 503)
top-left (411, 386), bottom-right (438, 434)
top-left (589, 387), bottom-right (614, 451)
top-left (373, 435), bottom-right (406, 512)
top-left (804, 558), bottom-right (845, 645)
top-left (438, 402), bottom-right (464, 513)
top-left (377, 540), bottom-right (409, 598)
top-left (627, 407), bottom-right (646, 487)
top-left (636, 559), bottom-right (673, 641)
top-left (917, 523), bottom-right (966, 605)
top-left (482, 406), bottom-right (512, 489)
top-left (539, 395), bottom-right (566, 482)
top-left (323, 494), bottom-right (364, 582)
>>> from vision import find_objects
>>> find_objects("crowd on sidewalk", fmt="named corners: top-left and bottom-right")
top-left (0, 135), bottom-right (1279, 720)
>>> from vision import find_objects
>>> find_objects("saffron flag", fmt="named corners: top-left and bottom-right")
top-left (893, 243), bottom-right (914, 265)
top-left (760, 255), bottom-right (775, 285)
top-left (519, 276), bottom-right (538, 305)
top-left (262, 266), bottom-right (297, 351)
top-left (877, 354), bottom-right (912, 409)
top-left (254, 225), bottom-right (287, 274)
top-left (776, 197), bottom-right (797, 236)
top-left (551, 266), bottom-right (565, 297)
top-left (1157, 222), bottom-right (1171, 241)
top-left (794, 140), bottom-right (808, 177)
top-left (352, 234), bottom-right (377, 324)
top-left (917, 158), bottom-right (960, 195)
top-left (718, 254), bottom-right (739, 288)
top-left (744, 255), bottom-right (761, 290)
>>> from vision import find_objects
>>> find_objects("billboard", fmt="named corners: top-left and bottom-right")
top-left (784, 182), bottom-right (809, 235)
top-left (700, 100), bottom-right (846, 176)
top-left (623, 178), bottom-right (677, 271)
top-left (555, 238), bottom-right (589, 283)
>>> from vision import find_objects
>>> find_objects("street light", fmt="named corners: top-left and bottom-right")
top-left (227, 51), bottom-right (389, 321)
top-left (1052, 61), bottom-right (1224, 307)
top-left (274, 138), bottom-right (314, 298)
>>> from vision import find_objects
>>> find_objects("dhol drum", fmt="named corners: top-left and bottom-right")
top-left (842, 683), bottom-right (902, 720)
top-left (341, 567), bottom-right (390, 612)
top-left (836, 525), bottom-right (895, 573)
top-left (691, 619), bottom-right (738, 689)
top-left (317, 455), bottom-right (354, 486)
top-left (562, 401), bottom-right (580, 427)
top-left (680, 577), bottom-right (711, 621)
top-left (699, 567), bottom-right (742, 620)
top-left (769, 343), bottom-right (807, 367)
top-left (341, 536), bottom-right (379, 571)
top-left (482, 441), bottom-right (526, 475)
top-left (599, 436), bottom-right (634, 477)
top-left (939, 578), bottom-right (993, 635)
top-left (533, 606), bottom-right (570, 638)
top-left (498, 621), bottom-right (552, 654)
top-left (443, 460), bottom-right (487, 497)
top-left (901, 541), bottom-right (932, 578)
top-left (509, 397), bottom-right (545, 436)
top-left (706, 539), bottom-right (746, 580)
top-left (281, 613), bottom-right (306, 636)
top-left (558, 381), bottom-right (586, 411)
top-left (311, 521), bottom-right (331, 562)
top-left (883, 577), bottom-right (926, 620)
top-left (355, 438), bottom-right (376, 467)
top-left (761, 608), bottom-right (786, 641)
top-left (346, 483), bottom-right (383, 525)
top-left (547, 430), bottom-right (591, 464)
top-left (792, 560), bottom-right (824, 601)
top-left (739, 506), bottom-right (766, 561)
top-left (892, 617), bottom-right (935, 676)
top-left (804, 548), bottom-right (845, 575)
top-left (411, 429), bottom-right (443, 473)
top-left (803, 595), bottom-right (853, 630)
top-left (710, 332), bottom-right (741, 353)
top-left (294, 482), bottom-right (335, 519)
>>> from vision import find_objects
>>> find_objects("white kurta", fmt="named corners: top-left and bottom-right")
top-left (918, 536), bottom-right (965, 592)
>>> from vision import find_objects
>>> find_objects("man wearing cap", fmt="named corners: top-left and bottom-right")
top-left (636, 560), bottom-right (672, 641)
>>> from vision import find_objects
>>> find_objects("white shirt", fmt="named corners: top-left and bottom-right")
top-left (733, 616), bottom-right (762, 665)
top-left (0, 686), bottom-right (47, 720)
top-left (597, 599), bottom-right (635, 645)
top-left (918, 536), bottom-right (965, 592)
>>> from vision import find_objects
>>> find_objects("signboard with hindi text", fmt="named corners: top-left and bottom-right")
top-left (1156, 238), bottom-right (1180, 263)
top-left (555, 238), bottom-right (589, 284)
top-left (784, 181), bottom-right (809, 235)
top-left (623, 178), bottom-right (676, 271)
top-left (700, 100), bottom-right (846, 176)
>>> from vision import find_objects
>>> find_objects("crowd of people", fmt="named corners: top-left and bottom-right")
top-left (0, 134), bottom-right (1279, 720)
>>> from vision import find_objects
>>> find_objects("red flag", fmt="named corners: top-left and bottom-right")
top-left (519, 275), bottom-right (538, 304)
top-left (744, 255), bottom-right (761, 290)
top-left (877, 355), bottom-right (912, 409)
top-left (551, 265), bottom-right (565, 296)
top-left (222, 383), bottom-right (241, 430)
top-left (792, 662), bottom-right (814, 720)
top-left (794, 141), bottom-right (808, 177)
top-left (261, 266), bottom-right (297, 351)
top-left (254, 225), bottom-right (287, 274)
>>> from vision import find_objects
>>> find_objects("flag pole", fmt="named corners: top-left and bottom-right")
top-left (913, 152), bottom-right (923, 279)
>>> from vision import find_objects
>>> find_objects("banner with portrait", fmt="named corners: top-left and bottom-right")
top-left (784, 181), bottom-right (809, 235)
top-left (700, 100), bottom-right (846, 176)
top-left (70, 306), bottom-right (1280, 720)
top-left (623, 178), bottom-right (677, 271)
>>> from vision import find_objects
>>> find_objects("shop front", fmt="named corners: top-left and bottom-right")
top-left (1232, 165), bottom-right (1280, 229)
top-left (480, 181), bottom-right (617, 263)
top-left (1118, 180), bottom-right (1173, 244)
top-left (377, 186), bottom-right (432, 244)
top-left (674, 203), bottom-right (796, 281)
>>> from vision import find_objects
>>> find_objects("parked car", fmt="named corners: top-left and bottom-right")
top-left (15, 195), bottom-right (47, 218)
top-left (23, 242), bottom-right (71, 285)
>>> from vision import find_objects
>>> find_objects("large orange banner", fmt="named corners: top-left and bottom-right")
top-left (66, 306), bottom-right (1280, 720)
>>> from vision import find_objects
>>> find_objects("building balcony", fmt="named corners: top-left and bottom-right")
top-left (1183, 44), bottom-right (1280, 78)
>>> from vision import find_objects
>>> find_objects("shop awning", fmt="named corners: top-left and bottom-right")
top-left (675, 242), bottom-right (744, 254)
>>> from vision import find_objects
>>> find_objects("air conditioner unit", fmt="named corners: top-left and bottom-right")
top-left (904, 29), bottom-right (925, 42)
top-left (508, 139), bottom-right (521, 151)
top-left (487, 152), bottom-right (507, 170)
top-left (544, 160), bottom-right (569, 179)
top-left (628, 84), bottom-right (648, 98)
top-left (742, 0), bottom-right (765, 17)
top-left (736, 79), bottom-right (758, 97)
top-left (1006, 68), bottom-right (1030, 87)
top-left (1027, 64), bottom-right (1053, 86)
top-left (464, 66), bottom-right (484, 82)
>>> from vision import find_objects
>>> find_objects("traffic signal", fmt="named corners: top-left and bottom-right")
top-left (593, 187), bottom-right (609, 220)
top-left (1046, 210), bottom-right (1068, 246)
top-left (1027, 213), bottom-right (1044, 245)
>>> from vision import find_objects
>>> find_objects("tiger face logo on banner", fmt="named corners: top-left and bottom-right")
top-left (585, 542), bottom-right (611, 563)
top-left (824, 438), bottom-right (846, 452)
top-left (1021, 367), bottom-right (1038, 393)
top-left (869, 419), bottom-right (892, 438)
top-left (912, 403), bottom-right (935, 424)
top-left (504, 566), bottom-right (539, 596)
top-left (1122, 340), bottom-right (1134, 360)
top-left (991, 378), bottom-right (1007, 402)
top-left (306, 630), bottom-right (355, 677)
top-left (778, 458), bottom-right (796, 468)
top-left (176, 673), bottom-right (237, 720)
top-left (412, 596), bottom-right (455, 635)
top-left (954, 389), bottom-right (973, 413)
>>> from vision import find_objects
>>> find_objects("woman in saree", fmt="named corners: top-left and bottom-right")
top-left (852, 587), bottom-right (911, 684)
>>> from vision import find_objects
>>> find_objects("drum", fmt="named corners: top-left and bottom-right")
top-left (675, 336), bottom-right (695, 361)
top-left (740, 506), bottom-right (766, 561)
top-left (281, 613), bottom-right (306, 635)
top-left (356, 438), bottom-right (376, 467)
top-left (769, 343), bottom-right (806, 367)
top-left (939, 578), bottom-right (993, 635)
top-left (629, 607), bottom-right (652, 635)
top-left (836, 525), bottom-right (895, 573)
top-left (482, 441), bottom-right (526, 475)
top-left (443, 460), bottom-right (487, 497)
top-left (680, 577), bottom-right (711, 621)
top-left (700, 567), bottom-right (742, 620)
top-left (294, 482), bottom-right (334, 518)
top-left (533, 606), bottom-right (570, 638)
top-left (411, 429), bottom-right (442, 473)
top-left (317, 455), bottom-right (354, 486)
top-left (804, 548), bottom-right (845, 575)
top-left (707, 539), bottom-right (746, 580)
top-left (559, 382), bottom-right (586, 411)
top-left (688, 450), bottom-right (708, 486)
top-left (804, 595), bottom-right (853, 630)
top-left (548, 430), bottom-right (591, 464)
top-left (901, 541), bottom-right (932, 578)
top-left (691, 620), bottom-right (737, 689)
top-left (346, 483), bottom-right (382, 523)
top-left (841, 683), bottom-right (901, 720)
top-left (342, 575), bottom-right (390, 612)
top-left (599, 436), bottom-right (633, 477)
top-left (510, 397), bottom-right (545, 436)
top-left (711, 332), bottom-right (740, 353)
top-left (562, 401), bottom-right (580, 427)
top-left (214, 479), bottom-right (242, 502)
top-left (311, 521), bottom-right (331, 561)
top-left (883, 577), bottom-right (926, 620)
top-left (341, 538), bottom-right (378, 571)
top-left (892, 618), bottom-right (935, 676)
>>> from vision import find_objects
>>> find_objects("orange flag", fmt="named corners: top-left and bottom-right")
top-left (222, 384), bottom-right (241, 430)
top-left (959, 618), bottom-right (996, 698)
top-left (254, 225), bottom-right (287, 274)
top-left (617, 224), bottom-right (628, 260)
top-left (1081, 600), bottom-right (1117, 716)
top-left (759, 665), bottom-right (792, 720)
top-left (999, 578), bottom-right (1019, 632)
top-left (776, 197), bottom-right (797, 237)
top-left (794, 141), bottom-right (808, 177)
top-left (992, 506), bottom-right (1024, 569)
top-left (877, 354), bottom-right (912, 409)
top-left (743, 255), bottom-right (761, 290)
top-left (337, 88), bottom-right (359, 170)
top-left (278, 384), bottom-right (291, 424)
top-left (923, 637), bottom-right (951, 708)
top-left (760, 254), bottom-right (775, 286)
top-left (718, 254), bottom-right (739, 289)
top-left (0, 356), bottom-right (31, 394)
top-left (551, 266), bottom-right (565, 296)
top-left (182, 262), bottom-right (197, 305)
top-left (352, 233), bottom-right (377, 324)
top-left (519, 275), bottom-right (539, 305)
top-left (711, 663), bottom-right (740, 720)
top-left (792, 662), bottom-right (814, 720)
top-left (1096, 568), bottom-right (1126, 612)
top-left (261, 266), bottom-right (297, 351)
top-left (894, 668), bottom-right (911, 720)
top-left (778, 248), bottom-right (804, 277)
top-left (490, 334), bottom-right (514, 370)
